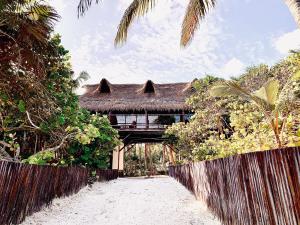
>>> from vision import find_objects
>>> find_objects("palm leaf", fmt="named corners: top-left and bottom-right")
top-left (74, 71), bottom-right (90, 87)
top-left (210, 80), bottom-right (273, 113)
top-left (209, 80), bottom-right (251, 99)
top-left (284, 0), bottom-right (300, 28)
top-left (253, 79), bottom-right (279, 106)
top-left (115, 0), bottom-right (156, 46)
top-left (181, 0), bottom-right (216, 46)
top-left (78, 0), bottom-right (101, 17)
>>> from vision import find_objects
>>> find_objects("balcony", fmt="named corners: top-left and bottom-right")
top-left (109, 113), bottom-right (190, 131)
top-left (107, 113), bottom-right (191, 144)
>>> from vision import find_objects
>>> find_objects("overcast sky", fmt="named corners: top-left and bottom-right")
top-left (50, 0), bottom-right (300, 89)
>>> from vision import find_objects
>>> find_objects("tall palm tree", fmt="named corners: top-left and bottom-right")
top-left (78, 0), bottom-right (300, 47)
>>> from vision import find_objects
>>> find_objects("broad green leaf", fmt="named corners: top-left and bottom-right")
top-left (253, 79), bottom-right (279, 105)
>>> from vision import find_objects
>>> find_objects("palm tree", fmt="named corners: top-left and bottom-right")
top-left (209, 72), bottom-right (300, 148)
top-left (78, 0), bottom-right (300, 47)
top-left (0, 0), bottom-right (59, 77)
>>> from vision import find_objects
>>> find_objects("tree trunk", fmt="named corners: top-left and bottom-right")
top-left (270, 120), bottom-right (282, 148)
top-left (284, 0), bottom-right (300, 28)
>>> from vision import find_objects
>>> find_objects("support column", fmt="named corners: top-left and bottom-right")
top-left (144, 144), bottom-right (148, 172)
top-left (145, 110), bottom-right (149, 129)
top-left (168, 145), bottom-right (176, 165)
top-left (138, 144), bottom-right (142, 176)
top-left (149, 145), bottom-right (153, 176)
top-left (162, 144), bottom-right (167, 169)
top-left (112, 146), bottom-right (119, 170)
top-left (112, 145), bottom-right (124, 171)
top-left (180, 110), bottom-right (184, 122)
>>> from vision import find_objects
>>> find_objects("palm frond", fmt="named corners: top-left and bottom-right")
top-left (210, 80), bottom-right (275, 113)
top-left (74, 71), bottom-right (90, 88)
top-left (115, 0), bottom-right (156, 46)
top-left (77, 0), bottom-right (100, 17)
top-left (181, 0), bottom-right (216, 47)
top-left (284, 0), bottom-right (300, 28)
top-left (209, 80), bottom-right (251, 99)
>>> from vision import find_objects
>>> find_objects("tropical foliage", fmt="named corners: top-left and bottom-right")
top-left (165, 52), bottom-right (300, 162)
top-left (0, 0), bottom-right (120, 168)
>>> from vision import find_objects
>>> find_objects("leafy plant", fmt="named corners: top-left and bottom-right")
top-left (165, 52), bottom-right (300, 163)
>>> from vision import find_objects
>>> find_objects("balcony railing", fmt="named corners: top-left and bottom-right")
top-left (108, 113), bottom-right (191, 130)
top-left (111, 123), bottom-right (167, 130)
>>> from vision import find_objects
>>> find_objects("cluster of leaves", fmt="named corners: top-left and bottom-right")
top-left (0, 0), bottom-right (120, 168)
top-left (165, 52), bottom-right (300, 162)
top-left (66, 115), bottom-right (119, 168)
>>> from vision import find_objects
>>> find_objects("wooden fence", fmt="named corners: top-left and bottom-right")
top-left (0, 161), bottom-right (118, 225)
top-left (169, 147), bottom-right (300, 225)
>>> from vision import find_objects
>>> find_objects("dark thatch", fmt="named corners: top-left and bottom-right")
top-left (79, 79), bottom-right (195, 113)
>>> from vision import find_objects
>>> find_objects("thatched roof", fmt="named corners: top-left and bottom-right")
top-left (79, 79), bottom-right (195, 113)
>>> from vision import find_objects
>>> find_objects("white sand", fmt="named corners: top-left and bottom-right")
top-left (21, 176), bottom-right (221, 225)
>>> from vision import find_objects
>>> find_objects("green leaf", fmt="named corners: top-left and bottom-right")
top-left (18, 100), bottom-right (26, 112)
top-left (253, 79), bottom-right (279, 105)
top-left (58, 115), bottom-right (65, 125)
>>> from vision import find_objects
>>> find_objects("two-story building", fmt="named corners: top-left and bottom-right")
top-left (79, 78), bottom-right (194, 171)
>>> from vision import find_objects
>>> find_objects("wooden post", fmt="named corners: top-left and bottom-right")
top-left (149, 145), bottom-right (153, 176)
top-left (117, 145), bottom-right (121, 171)
top-left (162, 144), bottom-right (166, 164)
top-left (139, 144), bottom-right (142, 175)
top-left (144, 144), bottom-right (148, 173)
top-left (145, 110), bottom-right (149, 129)
top-left (168, 145), bottom-right (176, 165)
top-left (180, 111), bottom-right (184, 122)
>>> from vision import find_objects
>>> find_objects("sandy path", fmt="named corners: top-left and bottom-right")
top-left (21, 176), bottom-right (220, 225)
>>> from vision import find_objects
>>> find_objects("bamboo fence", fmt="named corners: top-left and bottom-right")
top-left (0, 161), bottom-right (118, 225)
top-left (169, 147), bottom-right (300, 225)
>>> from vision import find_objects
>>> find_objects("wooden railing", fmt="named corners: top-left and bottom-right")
top-left (0, 161), bottom-right (118, 225)
top-left (112, 123), bottom-right (167, 130)
top-left (109, 113), bottom-right (189, 130)
top-left (169, 147), bottom-right (300, 225)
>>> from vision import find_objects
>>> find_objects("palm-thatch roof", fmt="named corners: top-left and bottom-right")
top-left (79, 79), bottom-right (195, 113)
